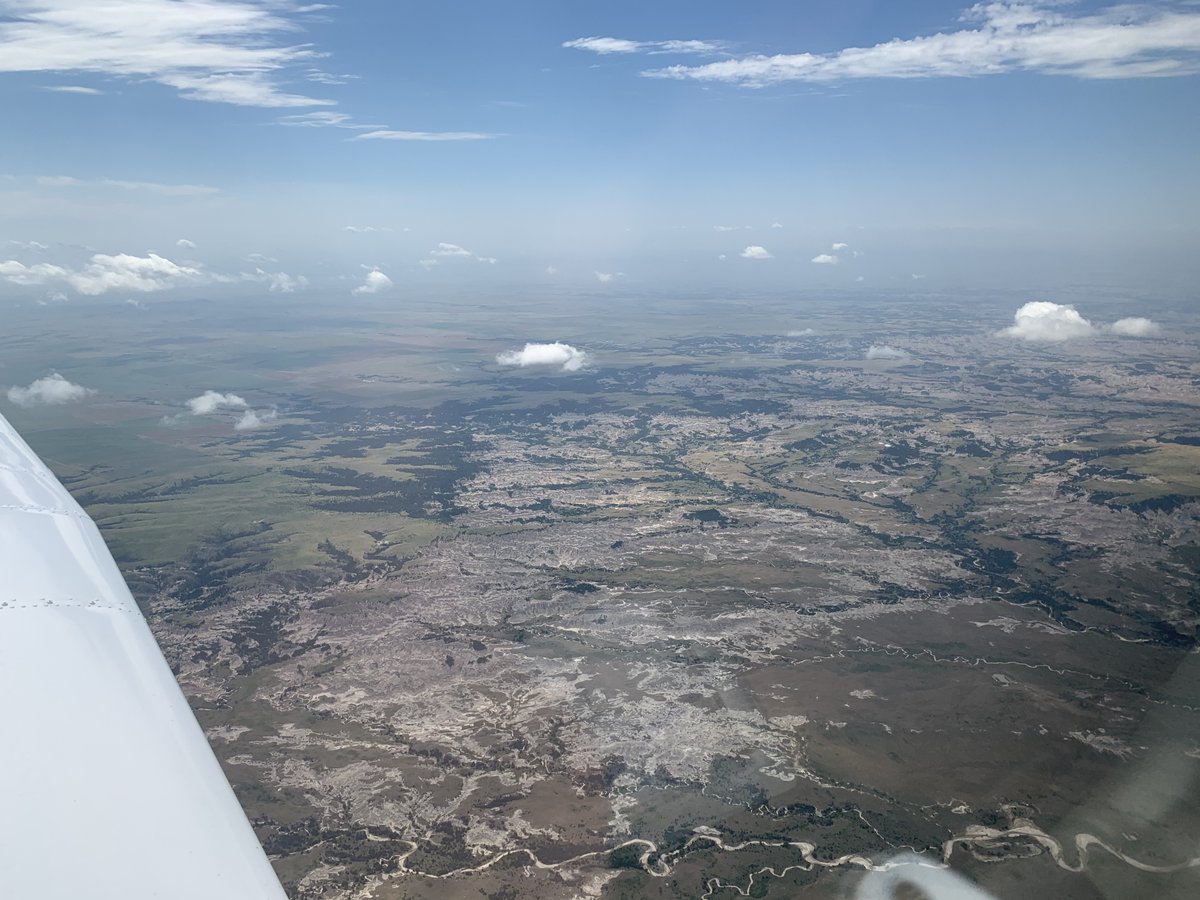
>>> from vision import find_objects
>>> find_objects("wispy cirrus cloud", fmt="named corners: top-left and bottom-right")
top-left (41, 84), bottom-right (102, 95)
top-left (563, 36), bottom-right (724, 55)
top-left (643, 3), bottom-right (1200, 86)
top-left (0, 0), bottom-right (333, 107)
top-left (34, 174), bottom-right (219, 196)
top-left (353, 129), bottom-right (494, 142)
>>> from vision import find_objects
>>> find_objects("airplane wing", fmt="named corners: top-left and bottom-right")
top-left (0, 412), bottom-right (287, 899)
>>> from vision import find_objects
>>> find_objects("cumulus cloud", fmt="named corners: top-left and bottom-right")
top-left (563, 37), bottom-right (723, 55)
top-left (770, 222), bottom-right (784, 229)
top-left (643, 3), bottom-right (1200, 86)
top-left (496, 342), bottom-right (588, 372)
top-left (594, 271), bottom-right (621, 283)
top-left (866, 344), bottom-right (911, 360)
top-left (6, 372), bottom-right (93, 407)
top-left (1000, 301), bottom-right (1096, 341)
top-left (831, 242), bottom-right (849, 251)
top-left (431, 242), bottom-right (472, 257)
top-left (352, 268), bottom-right (393, 295)
top-left (234, 408), bottom-right (277, 431)
top-left (265, 271), bottom-right (307, 293)
top-left (811, 253), bottom-right (838, 264)
top-left (186, 390), bottom-right (247, 416)
top-left (740, 245), bottom-right (772, 260)
top-left (0, 251), bottom-right (202, 294)
top-left (176, 238), bottom-right (196, 248)
top-left (0, 0), bottom-right (335, 107)
top-left (1110, 316), bottom-right (1160, 337)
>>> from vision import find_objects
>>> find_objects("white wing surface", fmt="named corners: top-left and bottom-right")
top-left (0, 412), bottom-right (287, 899)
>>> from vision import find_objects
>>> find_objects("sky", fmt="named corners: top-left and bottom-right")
top-left (0, 0), bottom-right (1198, 298)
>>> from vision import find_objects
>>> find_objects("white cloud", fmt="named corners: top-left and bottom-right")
top-left (7, 373), bottom-right (93, 407)
top-left (265, 271), bottom-right (307, 293)
top-left (545, 265), bottom-right (557, 275)
top-left (496, 342), bottom-right (588, 372)
top-left (353, 130), bottom-right (493, 141)
top-left (787, 328), bottom-right (816, 337)
top-left (1, 252), bottom-right (201, 294)
top-left (0, 1), bottom-right (334, 107)
top-left (43, 84), bottom-right (102, 95)
top-left (770, 222), bottom-right (784, 229)
top-left (431, 242), bottom-right (472, 257)
top-left (9, 240), bottom-right (48, 251)
top-left (277, 111), bottom-right (357, 127)
top-left (563, 37), bottom-right (723, 56)
top-left (476, 256), bottom-right (497, 265)
top-left (176, 238), bottom-right (196, 248)
top-left (186, 390), bottom-right (247, 416)
top-left (0, 259), bottom-right (70, 285)
top-left (1110, 316), bottom-right (1160, 337)
top-left (73, 252), bottom-right (203, 294)
top-left (234, 408), bottom-right (277, 431)
top-left (352, 268), bottom-right (393, 295)
top-left (811, 253), bottom-right (838, 264)
top-left (342, 224), bottom-right (391, 233)
top-left (741, 245), bottom-right (772, 260)
top-left (594, 270), bottom-right (624, 283)
top-left (418, 258), bottom-right (439, 270)
top-left (831, 242), bottom-right (849, 251)
top-left (1000, 301), bottom-right (1095, 341)
top-left (866, 344), bottom-right (910, 360)
top-left (714, 224), bottom-right (749, 232)
top-left (643, 4), bottom-right (1200, 86)
top-left (36, 175), bottom-right (218, 196)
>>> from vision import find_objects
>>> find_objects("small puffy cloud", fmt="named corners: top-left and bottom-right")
top-left (831, 242), bottom-right (849, 251)
top-left (770, 222), bottom-right (784, 229)
top-left (811, 253), bottom-right (838, 265)
top-left (431, 242), bottom-right (472, 257)
top-left (7, 373), bottom-right (93, 407)
top-left (476, 256), bottom-right (497, 265)
top-left (1000, 301), bottom-right (1095, 342)
top-left (352, 268), bottom-right (393, 295)
top-left (741, 245), bottom-right (772, 260)
top-left (595, 271), bottom-right (614, 282)
top-left (234, 408), bottom-right (277, 431)
top-left (1110, 317), bottom-right (1160, 337)
top-left (343, 224), bottom-right (391, 233)
top-left (266, 271), bottom-right (307, 293)
top-left (186, 390), bottom-right (247, 416)
top-left (866, 345), bottom-right (910, 360)
top-left (787, 328), bottom-right (815, 337)
top-left (176, 238), bottom-right (196, 248)
top-left (418, 258), bottom-right (439, 270)
top-left (496, 342), bottom-right (588, 372)
top-left (545, 265), bottom-right (557, 275)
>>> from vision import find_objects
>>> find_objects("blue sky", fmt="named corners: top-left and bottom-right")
top-left (0, 1), bottom-right (1197, 297)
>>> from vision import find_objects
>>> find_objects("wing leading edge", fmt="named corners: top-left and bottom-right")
top-left (0, 412), bottom-right (287, 899)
